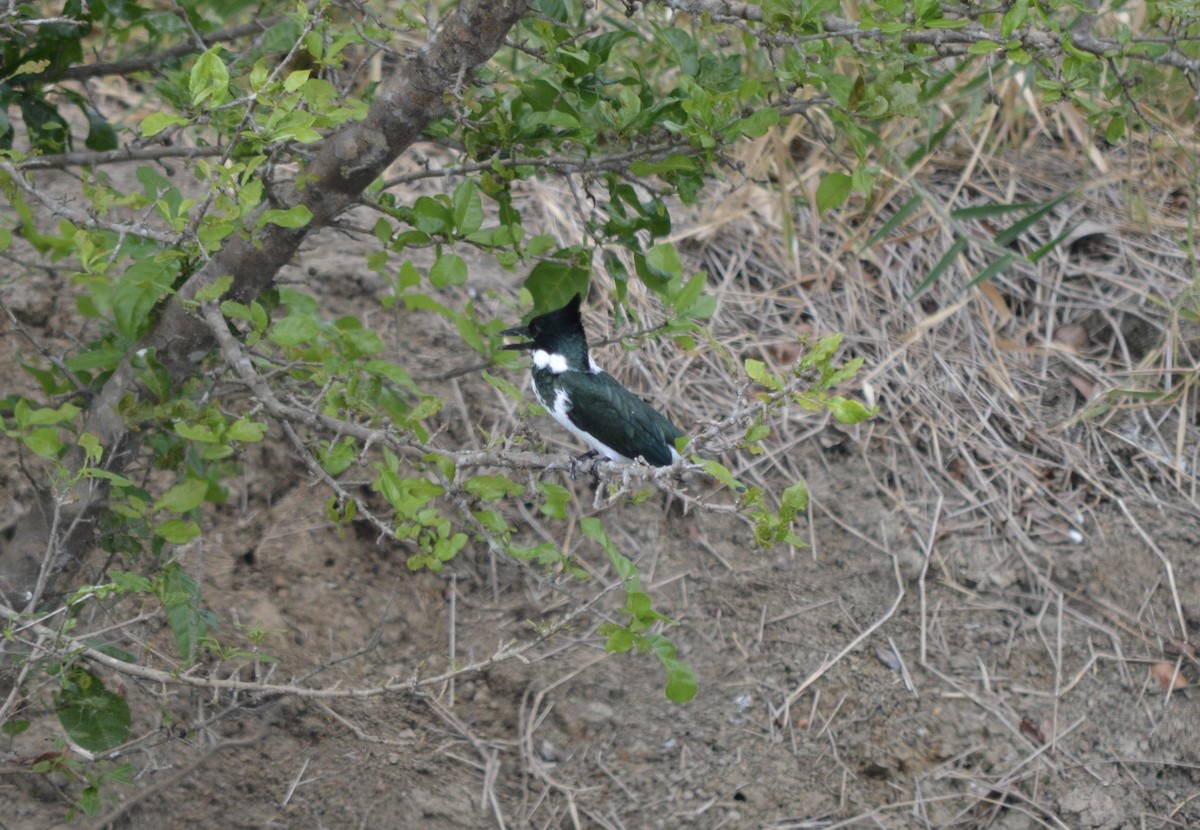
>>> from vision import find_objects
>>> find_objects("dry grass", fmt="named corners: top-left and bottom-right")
top-left (488, 97), bottom-right (1200, 826)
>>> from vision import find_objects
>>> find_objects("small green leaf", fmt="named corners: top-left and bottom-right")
top-left (18, 402), bottom-right (80, 426)
top-left (155, 519), bottom-right (201, 544)
top-left (141, 113), bottom-right (188, 137)
top-left (908, 235), bottom-right (967, 300)
top-left (190, 47), bottom-right (230, 107)
top-left (700, 458), bottom-right (744, 492)
top-left (780, 479), bottom-right (809, 521)
top-left (538, 481), bottom-right (572, 519)
top-left (195, 275), bottom-right (234, 302)
top-left (452, 181), bottom-right (483, 235)
top-left (600, 624), bottom-right (635, 654)
top-left (726, 107), bottom-right (779, 139)
top-left (816, 171), bottom-right (852, 214)
top-left (464, 475), bottom-right (525, 502)
top-left (319, 439), bottom-right (356, 475)
top-left (227, 418), bottom-right (266, 442)
top-left (174, 421), bottom-right (219, 443)
top-left (525, 259), bottom-right (590, 314)
top-left (581, 516), bottom-right (639, 587)
top-left (965, 253), bottom-right (1014, 289)
top-left (411, 196), bottom-right (452, 234)
top-left (430, 253), bottom-right (468, 288)
top-left (257, 205), bottom-right (312, 229)
top-left (745, 422), bottom-right (770, 443)
top-left (645, 242), bottom-right (683, 282)
top-left (1, 719), bottom-right (30, 737)
top-left (825, 396), bottom-right (874, 424)
top-left (22, 428), bottom-right (62, 458)
top-left (664, 660), bottom-right (698, 702)
top-left (155, 479), bottom-right (208, 513)
top-left (864, 196), bottom-right (923, 248)
top-left (283, 69), bottom-right (311, 92)
top-left (270, 316), bottom-right (319, 347)
top-left (744, 358), bottom-right (782, 391)
top-left (56, 668), bottom-right (131, 752)
top-left (482, 370), bottom-right (523, 401)
top-left (672, 273), bottom-right (708, 315)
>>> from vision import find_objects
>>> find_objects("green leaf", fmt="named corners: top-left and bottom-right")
top-left (660, 27), bottom-right (699, 76)
top-left (22, 428), bottom-right (63, 458)
top-left (464, 475), bottom-right (525, 502)
top-left (155, 479), bottom-right (208, 513)
top-left (700, 458), bottom-right (745, 491)
top-left (672, 272), bottom-right (708, 315)
top-left (56, 668), bottom-right (131, 752)
top-left (190, 47), bottom-right (231, 107)
top-left (270, 316), bottom-right (319, 347)
top-left (864, 196), bottom-right (923, 248)
top-left (744, 422), bottom-right (770, 444)
top-left (525, 260), bottom-right (590, 314)
top-left (825, 396), bottom-right (874, 424)
top-left (645, 242), bottom-right (683, 283)
top-left (581, 516), bottom-right (639, 587)
top-left (412, 196), bottom-right (452, 234)
top-left (319, 439), bottom-right (356, 475)
top-left (1105, 115), bottom-right (1125, 144)
top-left (114, 258), bottom-right (180, 338)
top-left (257, 205), bottom-right (312, 229)
top-left (644, 634), bottom-right (698, 703)
top-left (430, 253), bottom-right (468, 288)
top-left (227, 418), bottom-right (266, 442)
top-left (538, 481), bottom-right (572, 519)
top-left (992, 195), bottom-right (1067, 247)
top-left (283, 69), bottom-right (311, 92)
top-left (908, 235), bottom-right (967, 300)
top-left (1, 719), bottom-right (30, 737)
top-left (17, 401), bottom-right (80, 427)
top-left (744, 358), bottom-right (782, 391)
top-left (159, 564), bottom-right (210, 660)
top-left (141, 113), bottom-right (189, 137)
top-left (780, 479), bottom-right (809, 521)
top-left (452, 181), bottom-right (483, 235)
top-left (965, 253), bottom-right (1014, 289)
top-left (174, 421), bottom-right (219, 443)
top-left (482, 370), bottom-right (523, 402)
top-left (726, 107), bottom-right (779, 139)
top-left (816, 171), bottom-right (852, 214)
top-left (155, 519), bottom-right (201, 544)
top-left (602, 625), bottom-right (635, 654)
top-left (195, 275), bottom-right (234, 302)
top-left (83, 108), bottom-right (118, 152)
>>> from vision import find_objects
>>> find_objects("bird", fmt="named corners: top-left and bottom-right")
top-left (500, 294), bottom-right (685, 474)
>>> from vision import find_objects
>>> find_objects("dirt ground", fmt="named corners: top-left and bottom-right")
top-left (3, 158), bottom-right (1200, 830)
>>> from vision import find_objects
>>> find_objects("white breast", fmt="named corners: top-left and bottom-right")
top-left (549, 388), bottom-right (631, 463)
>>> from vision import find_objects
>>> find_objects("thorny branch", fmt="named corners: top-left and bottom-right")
top-left (0, 583), bottom-right (610, 705)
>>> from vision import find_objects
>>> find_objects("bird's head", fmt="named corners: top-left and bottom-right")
top-left (500, 294), bottom-right (591, 372)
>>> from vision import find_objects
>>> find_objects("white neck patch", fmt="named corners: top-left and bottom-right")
top-left (587, 354), bottom-right (601, 373)
top-left (532, 349), bottom-right (569, 374)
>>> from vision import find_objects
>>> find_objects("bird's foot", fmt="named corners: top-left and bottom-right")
top-left (570, 450), bottom-right (599, 482)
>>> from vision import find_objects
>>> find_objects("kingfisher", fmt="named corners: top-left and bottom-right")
top-left (501, 294), bottom-right (685, 472)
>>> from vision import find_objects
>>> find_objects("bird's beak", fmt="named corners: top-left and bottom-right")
top-left (499, 323), bottom-right (533, 351)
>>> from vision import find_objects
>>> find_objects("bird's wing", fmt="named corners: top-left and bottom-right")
top-left (557, 371), bottom-right (684, 466)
